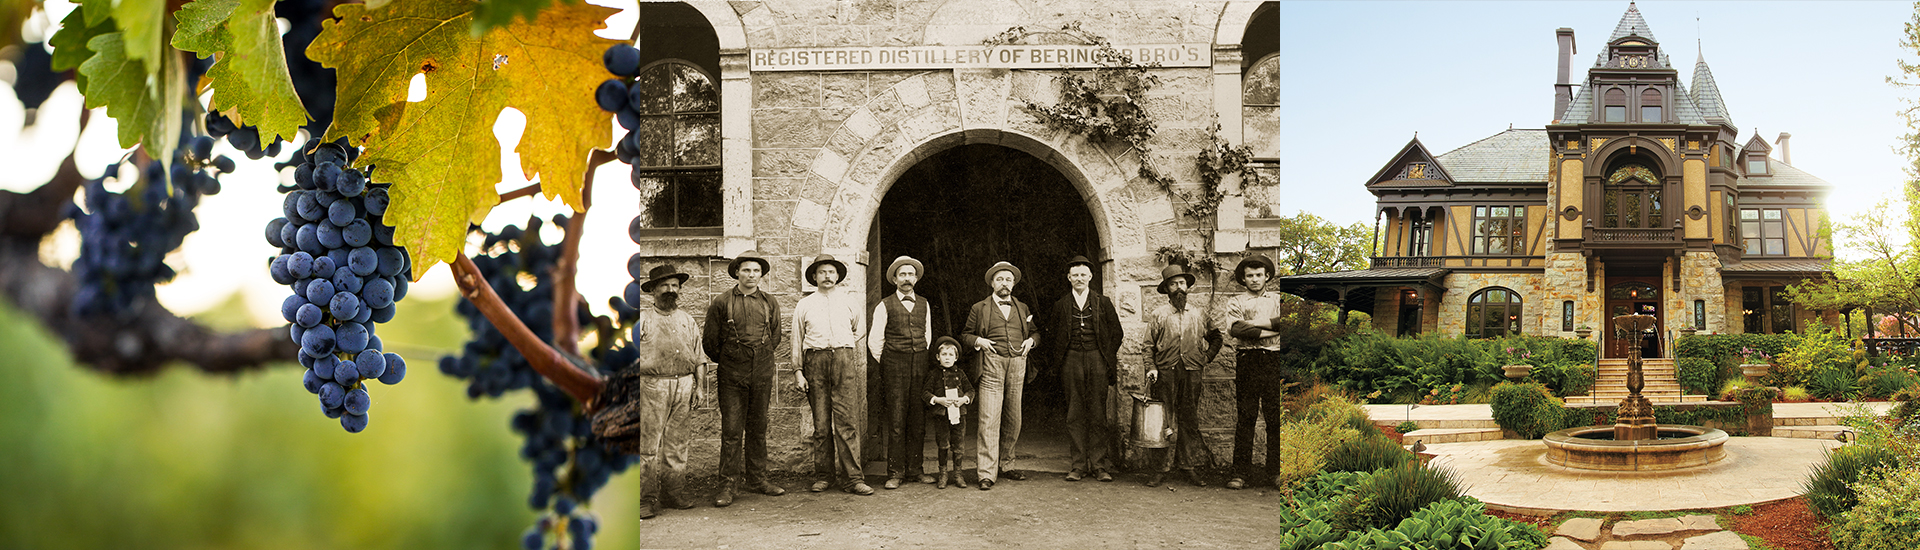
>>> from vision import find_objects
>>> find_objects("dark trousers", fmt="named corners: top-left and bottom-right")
top-left (881, 348), bottom-right (928, 478)
top-left (930, 406), bottom-right (966, 471)
top-left (804, 348), bottom-right (865, 486)
top-left (1150, 366), bottom-right (1209, 472)
top-left (1062, 348), bottom-right (1112, 473)
top-left (1233, 348), bottom-right (1283, 481)
top-left (718, 345), bottom-right (775, 484)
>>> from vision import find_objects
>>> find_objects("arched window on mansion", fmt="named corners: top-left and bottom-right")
top-left (1603, 164), bottom-right (1661, 229)
top-left (1467, 287), bottom-right (1523, 338)
top-left (633, 60), bottom-right (722, 234)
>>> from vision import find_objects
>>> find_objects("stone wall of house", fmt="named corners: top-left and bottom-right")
top-left (636, 0), bottom-right (1277, 477)
top-left (1437, 272), bottom-right (1549, 337)
top-left (1541, 252), bottom-right (1601, 345)
top-left (1676, 252), bottom-right (1728, 335)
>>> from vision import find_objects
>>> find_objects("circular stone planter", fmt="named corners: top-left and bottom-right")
top-left (1542, 425), bottom-right (1729, 471)
top-left (1740, 363), bottom-right (1770, 382)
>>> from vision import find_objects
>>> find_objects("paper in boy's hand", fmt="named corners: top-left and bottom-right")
top-left (945, 388), bottom-right (961, 425)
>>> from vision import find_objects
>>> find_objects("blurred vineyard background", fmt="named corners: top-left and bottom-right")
top-left (0, 294), bottom-right (636, 549)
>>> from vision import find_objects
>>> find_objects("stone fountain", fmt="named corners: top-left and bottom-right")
top-left (1542, 314), bottom-right (1729, 471)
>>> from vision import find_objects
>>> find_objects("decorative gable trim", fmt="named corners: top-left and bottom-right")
top-left (1365, 137), bottom-right (1454, 188)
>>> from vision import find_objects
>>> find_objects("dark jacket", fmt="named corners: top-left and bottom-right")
top-left (1046, 291), bottom-right (1123, 371)
top-left (701, 286), bottom-right (783, 366)
top-left (924, 364), bottom-right (976, 406)
top-left (960, 295), bottom-right (1037, 356)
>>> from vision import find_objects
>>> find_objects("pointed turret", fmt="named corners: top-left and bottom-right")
top-left (1608, 2), bottom-right (1656, 43)
top-left (1691, 52), bottom-right (1732, 126)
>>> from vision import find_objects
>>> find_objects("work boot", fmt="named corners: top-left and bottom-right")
top-left (1185, 470), bottom-right (1207, 487)
top-left (748, 479), bottom-right (786, 496)
top-left (936, 469), bottom-right (949, 489)
top-left (952, 470), bottom-right (969, 489)
top-left (1065, 470), bottom-right (1084, 482)
top-left (917, 473), bottom-right (937, 484)
top-left (661, 473), bottom-right (696, 509)
top-left (1002, 470), bottom-right (1028, 481)
top-left (1145, 473), bottom-right (1164, 487)
top-left (1095, 470), bottom-right (1113, 482)
top-left (1226, 477), bottom-right (1246, 490)
top-left (884, 477), bottom-right (902, 490)
top-left (810, 480), bottom-right (831, 493)
top-left (846, 481), bottom-right (875, 495)
top-left (713, 478), bottom-right (737, 507)
top-left (640, 498), bottom-right (659, 520)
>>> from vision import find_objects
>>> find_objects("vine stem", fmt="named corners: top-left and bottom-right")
top-left (498, 182), bottom-right (543, 203)
top-left (452, 254), bottom-right (603, 404)
top-left (549, 149), bottom-right (613, 355)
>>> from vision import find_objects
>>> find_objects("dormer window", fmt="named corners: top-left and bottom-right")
top-left (1640, 88), bottom-right (1662, 122)
top-left (1604, 88), bottom-right (1627, 122)
top-left (1746, 154), bottom-right (1768, 175)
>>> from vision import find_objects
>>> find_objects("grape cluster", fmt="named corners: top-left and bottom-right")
top-left (204, 111), bottom-right (283, 160)
top-left (66, 135), bottom-right (232, 319)
top-left (592, 44), bottom-right (648, 164)
top-left (267, 138), bottom-right (412, 433)
top-left (441, 220), bottom-right (636, 550)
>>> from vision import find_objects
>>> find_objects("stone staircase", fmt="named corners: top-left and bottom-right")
top-left (1562, 358), bottom-right (1710, 405)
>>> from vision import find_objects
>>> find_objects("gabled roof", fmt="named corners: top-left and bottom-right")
top-left (1597, 2), bottom-right (1657, 66)
top-left (1432, 129), bottom-right (1550, 183)
top-left (1741, 159), bottom-right (1830, 188)
top-left (1690, 53), bottom-right (1732, 125)
top-left (1741, 133), bottom-right (1773, 153)
top-left (1365, 137), bottom-right (1454, 187)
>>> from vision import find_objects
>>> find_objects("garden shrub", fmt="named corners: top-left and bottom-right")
top-left (1332, 461), bottom-right (1466, 531)
top-left (1810, 365), bottom-right (1861, 402)
top-left (1675, 332), bottom-right (1799, 366)
top-left (1302, 391), bottom-right (1376, 435)
top-left (1560, 362), bottom-right (1595, 397)
top-left (1782, 386), bottom-right (1811, 402)
top-left (1324, 333), bottom-right (1600, 403)
top-left (1323, 435), bottom-right (1414, 474)
top-left (1804, 444), bottom-right (1901, 519)
top-left (1279, 471), bottom-right (1368, 550)
top-left (1490, 382), bottom-right (1563, 439)
top-left (1892, 386), bottom-right (1920, 422)
top-left (1676, 357), bottom-right (1718, 396)
top-left (1831, 464), bottom-right (1920, 550)
top-left (1857, 365), bottom-right (1918, 399)
top-left (1275, 398), bottom-right (1365, 489)
top-left (1395, 421), bottom-right (1420, 434)
top-left (1322, 497), bottom-right (1549, 550)
top-left (1774, 326), bottom-right (1853, 389)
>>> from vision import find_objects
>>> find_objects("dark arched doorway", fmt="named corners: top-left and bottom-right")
top-left (866, 143), bottom-right (1100, 466)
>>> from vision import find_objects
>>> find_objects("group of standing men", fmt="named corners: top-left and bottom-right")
top-left (630, 250), bottom-right (1289, 519)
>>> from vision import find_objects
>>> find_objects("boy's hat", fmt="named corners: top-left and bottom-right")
top-left (805, 254), bottom-right (848, 285)
top-left (1232, 254), bottom-right (1276, 286)
top-left (932, 335), bottom-right (961, 353)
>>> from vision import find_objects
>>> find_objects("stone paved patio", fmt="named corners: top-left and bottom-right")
top-left (1424, 436), bottom-right (1841, 513)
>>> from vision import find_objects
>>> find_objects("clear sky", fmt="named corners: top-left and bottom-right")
top-left (1281, 1), bottom-right (1916, 247)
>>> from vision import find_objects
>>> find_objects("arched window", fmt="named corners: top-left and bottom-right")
top-left (1468, 287), bottom-right (1523, 338)
top-left (1639, 88), bottom-right (1662, 122)
top-left (1603, 163), bottom-right (1661, 228)
top-left (1603, 87), bottom-right (1627, 122)
top-left (633, 60), bottom-right (722, 232)
top-left (1243, 53), bottom-right (1277, 107)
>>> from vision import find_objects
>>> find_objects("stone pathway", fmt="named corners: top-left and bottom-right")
top-left (1423, 437), bottom-right (1839, 512)
top-left (1545, 515), bottom-right (1750, 549)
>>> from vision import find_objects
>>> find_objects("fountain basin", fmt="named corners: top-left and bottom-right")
top-left (1542, 425), bottom-right (1729, 471)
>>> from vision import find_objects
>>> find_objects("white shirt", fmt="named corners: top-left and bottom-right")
top-left (868, 292), bottom-right (934, 361)
top-left (792, 287), bottom-right (866, 361)
top-left (1072, 288), bottom-right (1090, 310)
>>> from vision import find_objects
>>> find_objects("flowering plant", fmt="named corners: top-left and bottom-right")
top-left (1736, 346), bottom-right (1772, 365)
top-left (1421, 383), bottom-right (1467, 405)
top-left (1503, 346), bottom-right (1533, 363)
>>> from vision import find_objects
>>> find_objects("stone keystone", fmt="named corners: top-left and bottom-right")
top-left (1543, 537), bottom-right (1586, 550)
top-left (1675, 515), bottom-right (1721, 531)
top-left (1678, 531), bottom-right (1748, 550)
top-left (1610, 517), bottom-right (1686, 537)
top-left (1599, 542), bottom-right (1673, 550)
top-left (1555, 517), bottom-right (1603, 542)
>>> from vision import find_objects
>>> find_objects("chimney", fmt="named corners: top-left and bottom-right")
top-left (1776, 132), bottom-right (1792, 165)
top-left (1554, 28), bottom-right (1577, 122)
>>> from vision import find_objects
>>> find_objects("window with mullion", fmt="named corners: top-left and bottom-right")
top-left (1740, 208), bottom-right (1786, 256)
top-left (1471, 205), bottom-right (1525, 255)
top-left (1468, 287), bottom-right (1523, 338)
top-left (1407, 210), bottom-right (1431, 257)
top-left (635, 61), bottom-right (722, 232)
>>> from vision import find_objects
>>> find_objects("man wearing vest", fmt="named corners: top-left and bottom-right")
top-left (633, 264), bottom-right (703, 519)
top-left (1216, 255), bottom-right (1283, 490)
top-left (792, 254), bottom-right (873, 496)
top-left (702, 251), bottom-right (787, 506)
top-left (963, 261), bottom-right (1038, 490)
top-left (867, 256), bottom-right (935, 490)
top-left (1045, 256), bottom-right (1123, 482)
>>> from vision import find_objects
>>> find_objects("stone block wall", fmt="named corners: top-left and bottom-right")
top-left (1437, 272), bottom-right (1549, 337)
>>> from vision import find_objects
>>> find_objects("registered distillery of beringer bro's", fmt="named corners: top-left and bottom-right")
top-left (630, 0), bottom-right (1278, 480)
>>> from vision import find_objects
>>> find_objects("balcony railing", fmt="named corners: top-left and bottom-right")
top-left (1370, 256), bottom-right (1445, 268)
top-left (1584, 225), bottom-right (1682, 245)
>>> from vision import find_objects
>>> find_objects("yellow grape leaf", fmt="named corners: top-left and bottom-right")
top-left (309, 0), bottom-right (617, 278)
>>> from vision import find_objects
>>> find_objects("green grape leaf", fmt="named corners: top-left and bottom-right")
top-left (110, 0), bottom-right (166, 67)
top-left (171, 0), bottom-right (310, 143)
top-left (472, 0), bottom-right (571, 33)
top-left (48, 7), bottom-right (116, 93)
top-left (310, 0), bottom-right (618, 278)
top-left (78, 32), bottom-right (185, 158)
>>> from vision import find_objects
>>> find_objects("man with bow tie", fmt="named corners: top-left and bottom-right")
top-left (868, 256), bottom-right (935, 490)
top-left (962, 261), bottom-right (1038, 490)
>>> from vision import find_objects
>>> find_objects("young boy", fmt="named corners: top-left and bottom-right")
top-left (924, 336), bottom-right (974, 489)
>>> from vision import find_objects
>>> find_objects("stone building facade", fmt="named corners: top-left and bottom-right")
top-left (634, 1), bottom-right (1278, 475)
top-left (1279, 4), bottom-right (1832, 359)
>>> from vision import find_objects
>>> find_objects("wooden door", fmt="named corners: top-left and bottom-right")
top-left (1605, 281), bottom-right (1663, 358)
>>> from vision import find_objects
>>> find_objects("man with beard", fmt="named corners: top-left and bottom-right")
top-left (703, 251), bottom-right (786, 506)
top-left (1045, 256), bottom-right (1122, 482)
top-left (867, 256), bottom-right (935, 490)
top-left (1215, 255), bottom-right (1283, 490)
top-left (634, 264), bottom-right (703, 519)
top-left (791, 254), bottom-right (873, 495)
top-left (1142, 263), bottom-right (1223, 488)
top-left (962, 261), bottom-right (1038, 490)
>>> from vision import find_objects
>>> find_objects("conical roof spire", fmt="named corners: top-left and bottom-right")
top-left (1691, 52), bottom-right (1732, 125)
top-left (1608, 2), bottom-right (1657, 43)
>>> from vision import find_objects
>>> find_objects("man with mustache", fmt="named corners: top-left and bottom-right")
top-left (867, 256), bottom-right (935, 490)
top-left (791, 254), bottom-right (872, 496)
top-left (702, 251), bottom-right (786, 506)
top-left (633, 264), bottom-right (703, 519)
top-left (1216, 255), bottom-right (1283, 490)
top-left (1045, 256), bottom-right (1122, 482)
top-left (1142, 263), bottom-right (1223, 488)
top-left (962, 261), bottom-right (1038, 490)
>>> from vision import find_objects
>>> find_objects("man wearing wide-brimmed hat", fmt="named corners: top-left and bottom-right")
top-left (790, 254), bottom-right (872, 495)
top-left (1214, 254), bottom-right (1283, 490)
top-left (632, 264), bottom-right (704, 519)
top-left (962, 261), bottom-right (1038, 490)
top-left (1044, 255), bottom-right (1123, 482)
top-left (867, 255), bottom-right (934, 490)
top-left (702, 250), bottom-right (786, 506)
top-left (1142, 262), bottom-right (1223, 488)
